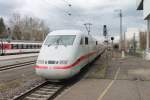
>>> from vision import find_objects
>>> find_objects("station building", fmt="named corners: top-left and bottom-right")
top-left (137, 0), bottom-right (150, 60)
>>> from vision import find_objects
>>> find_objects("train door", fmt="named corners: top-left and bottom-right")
top-left (85, 36), bottom-right (89, 63)
top-left (87, 36), bottom-right (93, 62)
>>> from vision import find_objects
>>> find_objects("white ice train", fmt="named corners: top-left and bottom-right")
top-left (34, 30), bottom-right (105, 80)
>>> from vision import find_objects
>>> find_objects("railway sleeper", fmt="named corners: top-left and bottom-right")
top-left (25, 96), bottom-right (47, 100)
top-left (39, 88), bottom-right (58, 92)
top-left (34, 90), bottom-right (55, 95)
top-left (43, 86), bottom-right (60, 89)
top-left (27, 93), bottom-right (50, 98)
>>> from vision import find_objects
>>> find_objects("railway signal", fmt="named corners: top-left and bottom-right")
top-left (103, 25), bottom-right (107, 37)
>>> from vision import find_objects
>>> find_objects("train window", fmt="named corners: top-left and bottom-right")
top-left (31, 45), bottom-right (33, 49)
top-left (80, 38), bottom-right (83, 45)
top-left (30, 45), bottom-right (32, 49)
top-left (11, 44), bottom-right (14, 49)
top-left (16, 44), bottom-right (18, 49)
top-left (96, 41), bottom-right (98, 45)
top-left (26, 45), bottom-right (28, 49)
top-left (18, 44), bottom-right (21, 49)
top-left (21, 44), bottom-right (23, 49)
top-left (85, 37), bottom-right (88, 45)
top-left (44, 35), bottom-right (76, 46)
top-left (23, 44), bottom-right (26, 49)
top-left (12, 44), bottom-right (18, 49)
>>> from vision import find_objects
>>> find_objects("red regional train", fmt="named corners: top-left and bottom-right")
top-left (0, 40), bottom-right (42, 55)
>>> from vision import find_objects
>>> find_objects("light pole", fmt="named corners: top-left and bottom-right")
top-left (115, 9), bottom-right (125, 58)
top-left (146, 20), bottom-right (150, 50)
top-left (111, 37), bottom-right (114, 57)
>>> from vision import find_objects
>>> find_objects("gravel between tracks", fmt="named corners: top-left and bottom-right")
top-left (0, 64), bottom-right (44, 100)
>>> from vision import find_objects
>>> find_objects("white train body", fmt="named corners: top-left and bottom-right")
top-left (34, 30), bottom-right (105, 80)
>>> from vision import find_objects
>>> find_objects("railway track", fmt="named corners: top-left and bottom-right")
top-left (12, 50), bottom-right (106, 100)
top-left (13, 81), bottom-right (66, 100)
top-left (0, 61), bottom-right (35, 71)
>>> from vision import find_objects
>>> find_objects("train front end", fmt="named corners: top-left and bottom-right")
top-left (34, 31), bottom-right (80, 80)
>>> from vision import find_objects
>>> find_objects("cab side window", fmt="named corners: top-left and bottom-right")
top-left (85, 37), bottom-right (88, 45)
top-left (96, 41), bottom-right (98, 45)
top-left (80, 38), bottom-right (83, 45)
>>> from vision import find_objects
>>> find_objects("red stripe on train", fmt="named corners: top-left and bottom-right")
top-left (33, 51), bottom-right (96, 70)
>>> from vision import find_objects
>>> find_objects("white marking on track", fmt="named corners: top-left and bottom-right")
top-left (97, 67), bottom-right (120, 100)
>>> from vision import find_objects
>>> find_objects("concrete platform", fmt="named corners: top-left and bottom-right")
top-left (55, 54), bottom-right (150, 100)
top-left (0, 53), bottom-right (38, 61)
top-left (55, 79), bottom-right (150, 100)
top-left (0, 53), bottom-right (38, 67)
top-left (55, 79), bottom-right (111, 100)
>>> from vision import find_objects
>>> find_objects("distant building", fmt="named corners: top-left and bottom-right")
top-left (137, 0), bottom-right (150, 60)
top-left (125, 28), bottom-right (140, 51)
top-left (137, 0), bottom-right (150, 49)
top-left (137, 0), bottom-right (150, 19)
top-left (139, 31), bottom-right (147, 49)
top-left (125, 28), bottom-right (140, 40)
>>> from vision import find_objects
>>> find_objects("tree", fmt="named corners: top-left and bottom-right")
top-left (0, 17), bottom-right (6, 38)
top-left (9, 13), bottom-right (50, 41)
top-left (9, 13), bottom-right (22, 40)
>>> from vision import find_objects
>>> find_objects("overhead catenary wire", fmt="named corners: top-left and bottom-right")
top-left (44, 0), bottom-right (93, 32)
top-left (61, 0), bottom-right (72, 7)
top-left (44, 0), bottom-right (71, 16)
top-left (45, 0), bottom-right (91, 22)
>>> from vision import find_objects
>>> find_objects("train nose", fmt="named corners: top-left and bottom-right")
top-left (34, 66), bottom-right (75, 80)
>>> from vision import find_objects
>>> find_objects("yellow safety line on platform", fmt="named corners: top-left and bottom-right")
top-left (97, 67), bottom-right (120, 100)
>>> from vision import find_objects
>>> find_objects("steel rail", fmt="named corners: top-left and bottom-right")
top-left (13, 81), bottom-right (66, 100)
top-left (0, 61), bottom-right (36, 71)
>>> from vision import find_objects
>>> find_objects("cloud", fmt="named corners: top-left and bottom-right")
top-left (0, 0), bottom-right (146, 36)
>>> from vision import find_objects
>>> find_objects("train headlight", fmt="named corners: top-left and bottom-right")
top-left (59, 60), bottom-right (68, 64)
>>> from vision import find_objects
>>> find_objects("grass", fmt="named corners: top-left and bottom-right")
top-left (85, 58), bottom-right (109, 79)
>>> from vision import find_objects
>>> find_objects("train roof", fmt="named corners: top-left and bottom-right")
top-left (48, 30), bottom-right (88, 36)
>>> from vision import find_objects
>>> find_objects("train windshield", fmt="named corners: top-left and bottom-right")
top-left (44, 35), bottom-right (76, 46)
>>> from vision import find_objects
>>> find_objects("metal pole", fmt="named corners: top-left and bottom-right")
top-left (120, 10), bottom-right (122, 50)
top-left (146, 20), bottom-right (150, 50)
top-left (119, 10), bottom-right (125, 58)
top-left (111, 37), bottom-right (114, 58)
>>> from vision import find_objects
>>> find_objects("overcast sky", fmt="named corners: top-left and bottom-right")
top-left (0, 0), bottom-right (146, 37)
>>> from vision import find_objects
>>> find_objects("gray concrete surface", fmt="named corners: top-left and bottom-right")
top-left (55, 53), bottom-right (150, 100)
top-left (0, 59), bottom-right (42, 99)
top-left (0, 54), bottom-right (38, 67)
top-left (0, 53), bottom-right (38, 61)
top-left (55, 79), bottom-right (112, 100)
